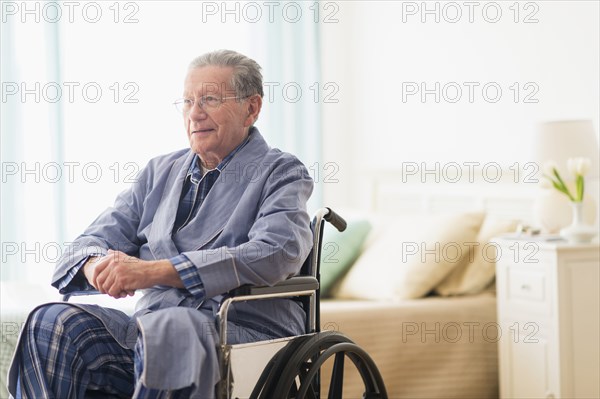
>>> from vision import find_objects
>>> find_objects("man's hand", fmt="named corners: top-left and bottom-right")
top-left (90, 250), bottom-right (142, 298)
top-left (84, 250), bottom-right (184, 299)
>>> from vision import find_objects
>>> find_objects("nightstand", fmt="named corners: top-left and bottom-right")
top-left (493, 238), bottom-right (599, 399)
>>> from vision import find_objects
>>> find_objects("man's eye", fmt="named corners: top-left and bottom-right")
top-left (203, 96), bottom-right (220, 105)
top-left (183, 99), bottom-right (194, 105)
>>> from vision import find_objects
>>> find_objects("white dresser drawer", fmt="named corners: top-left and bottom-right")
top-left (503, 265), bottom-right (552, 316)
top-left (507, 269), bottom-right (546, 303)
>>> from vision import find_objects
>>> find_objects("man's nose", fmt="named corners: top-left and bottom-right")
top-left (188, 102), bottom-right (208, 119)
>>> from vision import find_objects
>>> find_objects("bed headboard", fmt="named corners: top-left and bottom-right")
top-left (359, 166), bottom-right (539, 224)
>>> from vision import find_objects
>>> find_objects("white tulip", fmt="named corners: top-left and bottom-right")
top-left (567, 157), bottom-right (591, 177)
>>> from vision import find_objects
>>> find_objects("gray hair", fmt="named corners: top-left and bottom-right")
top-left (188, 50), bottom-right (264, 98)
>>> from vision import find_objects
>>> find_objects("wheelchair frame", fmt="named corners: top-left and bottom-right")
top-left (216, 208), bottom-right (388, 399)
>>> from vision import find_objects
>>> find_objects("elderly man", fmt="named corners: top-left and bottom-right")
top-left (8, 50), bottom-right (314, 398)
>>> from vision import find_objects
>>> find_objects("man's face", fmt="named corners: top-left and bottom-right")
top-left (182, 66), bottom-right (261, 167)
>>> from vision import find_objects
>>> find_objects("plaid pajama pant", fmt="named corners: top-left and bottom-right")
top-left (14, 304), bottom-right (193, 399)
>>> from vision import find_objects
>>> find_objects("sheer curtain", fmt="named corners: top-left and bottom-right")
top-left (1, 1), bottom-right (321, 287)
top-left (1, 13), bottom-right (65, 283)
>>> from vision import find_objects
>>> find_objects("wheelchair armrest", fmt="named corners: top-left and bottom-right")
top-left (228, 276), bottom-right (319, 297)
top-left (219, 276), bottom-right (319, 348)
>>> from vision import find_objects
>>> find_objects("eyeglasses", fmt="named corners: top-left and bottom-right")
top-left (173, 95), bottom-right (246, 114)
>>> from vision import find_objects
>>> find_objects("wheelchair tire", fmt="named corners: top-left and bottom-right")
top-left (251, 331), bottom-right (387, 399)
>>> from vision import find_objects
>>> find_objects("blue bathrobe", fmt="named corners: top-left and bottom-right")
top-left (8, 128), bottom-right (314, 397)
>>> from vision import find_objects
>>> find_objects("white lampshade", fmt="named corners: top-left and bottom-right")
top-left (534, 120), bottom-right (599, 178)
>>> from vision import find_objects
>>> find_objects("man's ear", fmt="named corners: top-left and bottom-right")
top-left (244, 95), bottom-right (262, 127)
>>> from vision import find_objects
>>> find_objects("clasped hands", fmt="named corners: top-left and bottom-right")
top-left (83, 249), bottom-right (184, 299)
top-left (83, 250), bottom-right (148, 298)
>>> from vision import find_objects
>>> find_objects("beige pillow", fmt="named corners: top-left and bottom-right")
top-left (333, 212), bottom-right (485, 300)
top-left (435, 216), bottom-right (519, 296)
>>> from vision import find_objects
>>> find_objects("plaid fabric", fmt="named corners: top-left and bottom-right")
top-left (170, 254), bottom-right (206, 300)
top-left (16, 304), bottom-right (134, 399)
top-left (15, 304), bottom-right (193, 399)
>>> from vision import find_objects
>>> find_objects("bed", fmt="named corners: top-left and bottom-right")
top-left (320, 293), bottom-right (498, 398)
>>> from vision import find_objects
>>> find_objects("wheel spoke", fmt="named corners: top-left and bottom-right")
top-left (328, 352), bottom-right (345, 399)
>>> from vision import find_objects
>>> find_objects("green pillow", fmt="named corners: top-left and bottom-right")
top-left (319, 219), bottom-right (372, 297)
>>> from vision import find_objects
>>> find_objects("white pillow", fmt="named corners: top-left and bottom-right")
top-left (333, 212), bottom-right (485, 300)
top-left (435, 216), bottom-right (519, 296)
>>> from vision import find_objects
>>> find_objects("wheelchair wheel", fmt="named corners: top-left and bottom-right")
top-left (251, 331), bottom-right (387, 399)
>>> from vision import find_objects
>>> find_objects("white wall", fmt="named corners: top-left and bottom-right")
top-left (320, 1), bottom-right (600, 211)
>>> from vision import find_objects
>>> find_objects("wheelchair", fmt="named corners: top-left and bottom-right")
top-left (216, 208), bottom-right (388, 399)
top-left (65, 208), bottom-right (388, 398)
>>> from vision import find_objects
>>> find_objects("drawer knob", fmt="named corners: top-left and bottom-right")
top-left (521, 284), bottom-right (531, 291)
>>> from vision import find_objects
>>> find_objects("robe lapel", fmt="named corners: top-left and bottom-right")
top-left (147, 150), bottom-right (196, 260)
top-left (173, 130), bottom-right (270, 251)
